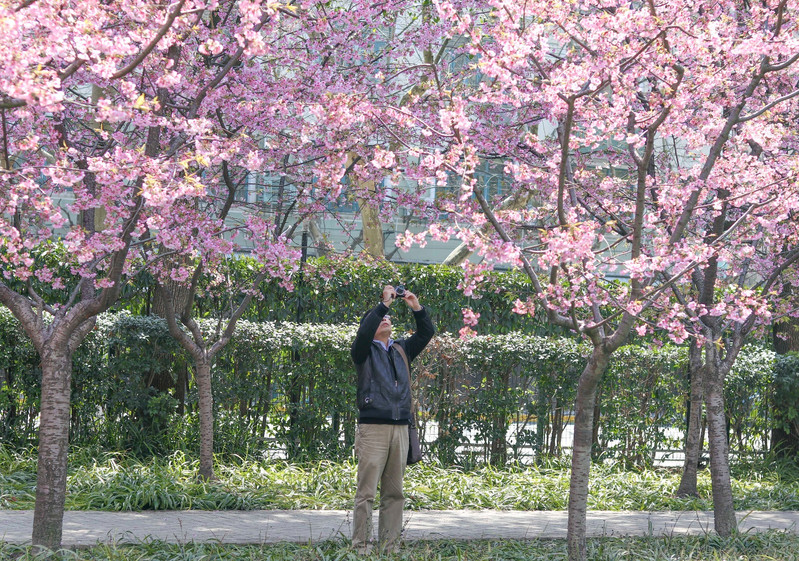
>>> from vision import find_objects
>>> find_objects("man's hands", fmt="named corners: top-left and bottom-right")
top-left (381, 285), bottom-right (395, 307)
top-left (381, 285), bottom-right (422, 312)
top-left (403, 290), bottom-right (422, 312)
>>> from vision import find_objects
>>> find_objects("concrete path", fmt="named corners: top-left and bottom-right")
top-left (1, 510), bottom-right (799, 546)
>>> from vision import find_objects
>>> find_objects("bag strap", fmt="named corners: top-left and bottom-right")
top-left (393, 343), bottom-right (416, 426)
top-left (393, 342), bottom-right (410, 380)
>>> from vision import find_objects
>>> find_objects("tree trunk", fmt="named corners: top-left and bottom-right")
top-left (195, 358), bottom-right (215, 480)
top-left (704, 364), bottom-right (737, 536)
top-left (256, 371), bottom-right (272, 438)
top-left (771, 418), bottom-right (799, 455)
top-left (774, 316), bottom-right (799, 354)
top-left (286, 370), bottom-right (302, 460)
top-left (175, 358), bottom-right (188, 416)
top-left (534, 387), bottom-right (548, 460)
top-left (306, 217), bottom-right (331, 257)
top-left (549, 405), bottom-right (562, 456)
top-left (677, 344), bottom-right (705, 497)
top-left (151, 264), bottom-right (192, 399)
top-left (567, 346), bottom-right (611, 561)
top-left (348, 153), bottom-right (384, 260)
top-left (1, 366), bottom-right (16, 440)
top-left (489, 369), bottom-right (509, 466)
top-left (31, 344), bottom-right (73, 550)
top-left (152, 273), bottom-right (192, 319)
top-left (442, 243), bottom-right (473, 267)
top-left (358, 201), bottom-right (383, 259)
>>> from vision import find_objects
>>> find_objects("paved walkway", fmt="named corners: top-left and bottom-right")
top-left (2, 510), bottom-right (799, 546)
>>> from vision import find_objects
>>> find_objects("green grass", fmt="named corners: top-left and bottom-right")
top-left (1, 448), bottom-right (799, 512)
top-left (2, 533), bottom-right (799, 561)
top-left (2, 447), bottom-right (799, 559)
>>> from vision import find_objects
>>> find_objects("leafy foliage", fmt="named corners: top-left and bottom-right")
top-left (116, 256), bottom-right (553, 336)
top-left (4, 533), bottom-right (799, 561)
top-left (0, 312), bottom-right (778, 466)
top-left (1, 448), bottom-right (798, 513)
top-left (596, 344), bottom-right (687, 467)
top-left (772, 352), bottom-right (799, 446)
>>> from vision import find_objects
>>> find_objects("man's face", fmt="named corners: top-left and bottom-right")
top-left (376, 315), bottom-right (392, 339)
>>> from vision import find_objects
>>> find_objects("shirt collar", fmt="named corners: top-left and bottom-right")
top-left (373, 338), bottom-right (394, 351)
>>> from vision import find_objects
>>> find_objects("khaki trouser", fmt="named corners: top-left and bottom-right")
top-left (352, 423), bottom-right (408, 553)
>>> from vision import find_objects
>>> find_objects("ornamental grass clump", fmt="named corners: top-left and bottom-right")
top-left (3, 533), bottom-right (799, 561)
top-left (2, 447), bottom-right (798, 513)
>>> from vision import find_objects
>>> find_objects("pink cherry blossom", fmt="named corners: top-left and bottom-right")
top-left (461, 307), bottom-right (480, 326)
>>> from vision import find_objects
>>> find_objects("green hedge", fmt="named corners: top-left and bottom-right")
top-left (0, 309), bottom-right (777, 466)
top-left (11, 248), bottom-right (557, 333)
top-left (119, 257), bottom-right (557, 335)
top-left (772, 351), bottom-right (799, 454)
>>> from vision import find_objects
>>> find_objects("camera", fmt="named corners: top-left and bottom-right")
top-left (394, 285), bottom-right (406, 298)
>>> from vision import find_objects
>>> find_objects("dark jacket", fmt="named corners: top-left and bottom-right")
top-left (351, 302), bottom-right (435, 423)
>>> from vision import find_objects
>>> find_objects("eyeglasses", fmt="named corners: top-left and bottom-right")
top-left (383, 315), bottom-right (392, 322)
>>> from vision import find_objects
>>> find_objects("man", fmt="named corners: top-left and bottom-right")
top-left (350, 284), bottom-right (435, 554)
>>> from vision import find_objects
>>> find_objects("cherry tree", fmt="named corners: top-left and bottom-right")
top-left (1, 0), bottom-right (455, 546)
top-left (0, 0), bottom-right (413, 550)
top-left (0, 1), bottom-right (216, 547)
top-left (134, 0), bottom-right (422, 480)
top-left (386, 2), bottom-right (799, 560)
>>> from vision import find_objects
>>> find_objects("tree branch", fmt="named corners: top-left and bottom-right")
top-left (765, 52), bottom-right (799, 72)
top-left (472, 189), bottom-right (571, 330)
top-left (58, 58), bottom-right (86, 81)
top-left (111, 0), bottom-right (188, 80)
top-left (556, 98), bottom-right (576, 226)
top-left (668, 56), bottom-right (769, 245)
top-left (15, 0), bottom-right (37, 11)
top-left (0, 96), bottom-right (26, 110)
top-left (0, 283), bottom-right (46, 351)
top-left (187, 10), bottom-right (272, 118)
top-left (738, 88), bottom-right (799, 123)
top-left (155, 283), bottom-right (202, 359)
top-left (209, 271), bottom-right (269, 357)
